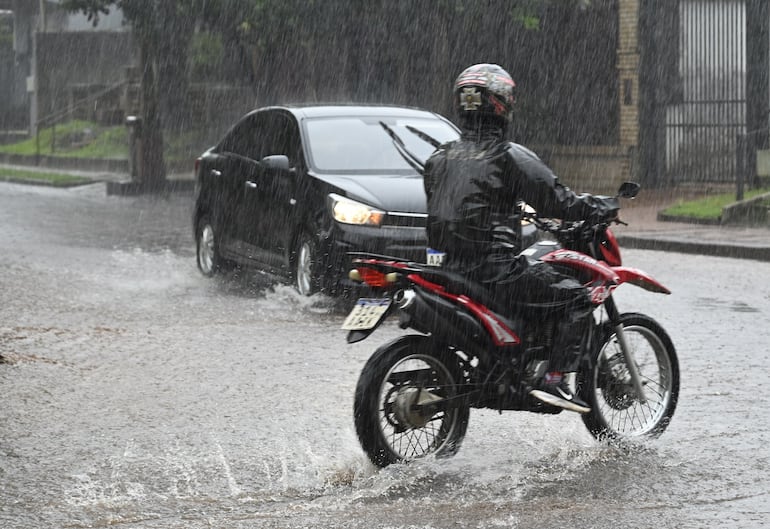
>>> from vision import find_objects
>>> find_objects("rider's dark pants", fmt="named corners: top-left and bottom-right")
top-left (448, 252), bottom-right (592, 373)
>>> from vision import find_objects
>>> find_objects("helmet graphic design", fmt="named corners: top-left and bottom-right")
top-left (454, 63), bottom-right (515, 125)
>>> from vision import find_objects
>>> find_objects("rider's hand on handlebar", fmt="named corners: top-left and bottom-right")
top-left (603, 207), bottom-right (621, 224)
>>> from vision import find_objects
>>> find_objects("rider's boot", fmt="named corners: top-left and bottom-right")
top-left (529, 370), bottom-right (590, 414)
top-left (529, 312), bottom-right (592, 414)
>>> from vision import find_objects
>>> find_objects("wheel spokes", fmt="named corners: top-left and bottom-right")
top-left (378, 356), bottom-right (458, 461)
top-left (594, 326), bottom-right (673, 436)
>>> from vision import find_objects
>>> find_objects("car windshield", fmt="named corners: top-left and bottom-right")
top-left (303, 116), bottom-right (459, 173)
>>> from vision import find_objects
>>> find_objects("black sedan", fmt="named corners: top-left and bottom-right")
top-left (192, 104), bottom-right (533, 295)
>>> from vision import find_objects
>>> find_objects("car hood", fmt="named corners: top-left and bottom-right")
top-left (312, 173), bottom-right (427, 213)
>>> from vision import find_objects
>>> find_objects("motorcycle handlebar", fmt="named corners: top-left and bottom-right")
top-left (523, 210), bottom-right (624, 243)
top-left (522, 182), bottom-right (637, 238)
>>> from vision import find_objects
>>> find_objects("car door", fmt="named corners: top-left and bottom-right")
top-left (204, 116), bottom-right (252, 254)
top-left (239, 111), bottom-right (302, 268)
top-left (211, 116), bottom-right (262, 255)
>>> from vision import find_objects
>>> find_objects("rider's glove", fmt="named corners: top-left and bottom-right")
top-left (602, 207), bottom-right (620, 224)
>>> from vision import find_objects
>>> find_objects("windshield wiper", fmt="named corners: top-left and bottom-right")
top-left (405, 125), bottom-right (441, 149)
top-left (379, 121), bottom-right (425, 175)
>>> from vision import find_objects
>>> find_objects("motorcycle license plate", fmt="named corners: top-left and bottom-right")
top-left (426, 248), bottom-right (445, 266)
top-left (341, 298), bottom-right (391, 330)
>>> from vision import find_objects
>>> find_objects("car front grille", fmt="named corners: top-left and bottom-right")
top-left (383, 212), bottom-right (427, 228)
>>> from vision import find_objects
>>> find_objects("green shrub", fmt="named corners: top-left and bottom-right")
top-left (663, 188), bottom-right (770, 219)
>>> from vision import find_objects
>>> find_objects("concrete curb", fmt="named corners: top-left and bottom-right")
top-left (617, 234), bottom-right (770, 262)
top-left (0, 175), bottom-right (93, 188)
top-left (0, 153), bottom-right (130, 173)
top-left (106, 179), bottom-right (195, 196)
top-left (656, 212), bottom-right (721, 225)
top-left (721, 191), bottom-right (770, 225)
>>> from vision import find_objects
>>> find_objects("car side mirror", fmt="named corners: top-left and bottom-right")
top-left (261, 154), bottom-right (292, 173)
top-left (617, 181), bottom-right (640, 199)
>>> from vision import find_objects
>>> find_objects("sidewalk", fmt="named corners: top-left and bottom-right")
top-left (0, 162), bottom-right (194, 193)
top-left (614, 188), bottom-right (770, 261)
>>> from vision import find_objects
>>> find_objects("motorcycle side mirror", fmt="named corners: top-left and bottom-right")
top-left (617, 181), bottom-right (641, 199)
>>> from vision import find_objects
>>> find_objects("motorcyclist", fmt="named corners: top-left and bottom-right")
top-left (423, 63), bottom-right (618, 413)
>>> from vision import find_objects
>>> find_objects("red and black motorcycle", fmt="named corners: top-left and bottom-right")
top-left (342, 182), bottom-right (679, 468)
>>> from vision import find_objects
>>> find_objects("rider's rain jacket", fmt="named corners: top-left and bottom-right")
top-left (423, 128), bottom-right (616, 272)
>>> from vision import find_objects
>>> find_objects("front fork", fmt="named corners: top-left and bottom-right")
top-left (603, 296), bottom-right (647, 403)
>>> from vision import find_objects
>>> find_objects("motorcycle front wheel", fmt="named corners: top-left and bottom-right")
top-left (354, 335), bottom-right (470, 467)
top-left (581, 313), bottom-right (679, 440)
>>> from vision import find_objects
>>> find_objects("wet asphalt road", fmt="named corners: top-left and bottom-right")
top-left (1, 181), bottom-right (769, 529)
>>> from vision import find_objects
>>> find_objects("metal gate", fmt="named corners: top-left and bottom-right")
top-left (664, 0), bottom-right (747, 185)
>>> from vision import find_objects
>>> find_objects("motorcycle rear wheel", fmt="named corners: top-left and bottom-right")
top-left (354, 335), bottom-right (470, 467)
top-left (581, 313), bottom-right (679, 440)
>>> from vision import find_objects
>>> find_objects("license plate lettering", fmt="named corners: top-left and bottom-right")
top-left (341, 298), bottom-right (391, 330)
top-left (426, 248), bottom-right (445, 267)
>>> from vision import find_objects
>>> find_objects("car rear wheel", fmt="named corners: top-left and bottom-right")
top-left (294, 231), bottom-right (320, 296)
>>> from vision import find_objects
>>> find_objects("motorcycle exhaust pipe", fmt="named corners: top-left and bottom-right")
top-left (394, 288), bottom-right (416, 310)
top-left (399, 287), bottom-right (494, 359)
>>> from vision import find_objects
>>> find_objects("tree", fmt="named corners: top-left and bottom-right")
top-left (62, 0), bottom-right (196, 191)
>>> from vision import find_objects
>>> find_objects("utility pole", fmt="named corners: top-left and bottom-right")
top-left (38, 0), bottom-right (45, 31)
top-left (745, 0), bottom-right (769, 189)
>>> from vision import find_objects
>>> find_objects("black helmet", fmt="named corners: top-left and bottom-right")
top-left (454, 63), bottom-right (516, 127)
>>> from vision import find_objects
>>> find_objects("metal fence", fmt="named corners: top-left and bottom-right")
top-left (664, 0), bottom-right (747, 184)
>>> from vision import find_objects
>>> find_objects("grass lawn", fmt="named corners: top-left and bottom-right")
top-left (662, 188), bottom-right (770, 220)
top-left (0, 120), bottom-right (209, 168)
top-left (0, 167), bottom-right (92, 187)
top-left (0, 120), bottom-right (128, 160)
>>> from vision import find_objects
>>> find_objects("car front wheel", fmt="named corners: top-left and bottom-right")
top-left (294, 232), bottom-right (320, 296)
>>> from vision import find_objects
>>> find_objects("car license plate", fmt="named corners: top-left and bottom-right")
top-left (341, 298), bottom-right (391, 330)
top-left (426, 248), bottom-right (445, 266)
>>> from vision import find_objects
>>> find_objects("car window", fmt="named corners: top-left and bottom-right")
top-left (262, 114), bottom-right (302, 166)
top-left (220, 112), bottom-right (302, 166)
top-left (219, 115), bottom-right (263, 160)
top-left (303, 116), bottom-right (459, 173)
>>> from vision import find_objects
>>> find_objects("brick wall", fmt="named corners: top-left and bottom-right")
top-left (617, 0), bottom-right (641, 149)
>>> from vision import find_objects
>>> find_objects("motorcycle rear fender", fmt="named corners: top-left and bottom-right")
top-left (614, 266), bottom-right (671, 294)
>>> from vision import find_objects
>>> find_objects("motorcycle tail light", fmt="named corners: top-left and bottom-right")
top-left (356, 267), bottom-right (389, 287)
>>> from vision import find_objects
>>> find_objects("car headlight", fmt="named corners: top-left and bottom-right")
top-left (328, 194), bottom-right (385, 226)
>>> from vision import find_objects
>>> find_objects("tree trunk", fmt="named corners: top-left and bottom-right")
top-left (139, 37), bottom-right (167, 193)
